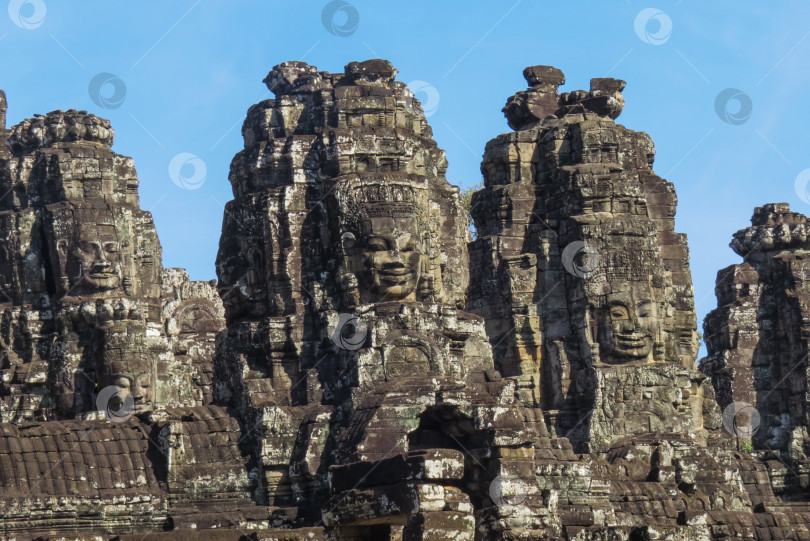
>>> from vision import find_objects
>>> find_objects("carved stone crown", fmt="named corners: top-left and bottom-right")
top-left (350, 182), bottom-right (419, 218)
top-left (586, 251), bottom-right (664, 287)
top-left (9, 110), bottom-right (114, 153)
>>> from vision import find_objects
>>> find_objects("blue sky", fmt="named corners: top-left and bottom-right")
top-left (2, 1), bottom-right (810, 356)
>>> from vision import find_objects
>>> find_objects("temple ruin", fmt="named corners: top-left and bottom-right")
top-left (0, 62), bottom-right (808, 540)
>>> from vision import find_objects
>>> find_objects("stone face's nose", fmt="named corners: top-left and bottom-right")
top-left (383, 251), bottom-right (404, 265)
top-left (131, 381), bottom-right (144, 400)
top-left (617, 317), bottom-right (637, 334)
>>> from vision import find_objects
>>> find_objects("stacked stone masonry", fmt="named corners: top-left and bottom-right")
top-left (0, 62), bottom-right (807, 540)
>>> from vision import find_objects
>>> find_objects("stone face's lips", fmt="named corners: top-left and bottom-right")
top-left (378, 269), bottom-right (413, 284)
top-left (379, 268), bottom-right (410, 277)
top-left (616, 336), bottom-right (650, 347)
top-left (132, 402), bottom-right (151, 414)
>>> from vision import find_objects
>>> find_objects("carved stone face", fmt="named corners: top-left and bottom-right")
top-left (76, 227), bottom-right (121, 291)
top-left (356, 216), bottom-right (424, 302)
top-left (502, 91), bottom-right (531, 131)
top-left (216, 236), bottom-right (263, 313)
top-left (597, 291), bottom-right (659, 364)
top-left (54, 215), bottom-right (124, 294)
top-left (102, 361), bottom-right (153, 413)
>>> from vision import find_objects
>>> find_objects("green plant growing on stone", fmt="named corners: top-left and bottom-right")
top-left (460, 182), bottom-right (483, 239)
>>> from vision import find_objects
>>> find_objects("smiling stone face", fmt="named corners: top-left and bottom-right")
top-left (48, 205), bottom-right (131, 297)
top-left (597, 291), bottom-right (659, 364)
top-left (102, 360), bottom-right (154, 413)
top-left (75, 226), bottom-right (122, 291)
top-left (357, 216), bottom-right (424, 303)
top-left (336, 180), bottom-right (435, 306)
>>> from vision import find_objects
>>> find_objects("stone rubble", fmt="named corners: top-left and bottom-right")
top-left (0, 61), bottom-right (807, 540)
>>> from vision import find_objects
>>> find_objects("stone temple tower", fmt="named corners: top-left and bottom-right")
top-left (0, 108), bottom-right (221, 422)
top-left (467, 65), bottom-right (714, 452)
top-left (214, 59), bottom-right (552, 537)
top-left (702, 203), bottom-right (810, 488)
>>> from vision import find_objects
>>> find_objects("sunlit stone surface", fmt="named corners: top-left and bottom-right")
top-left (0, 64), bottom-right (808, 540)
